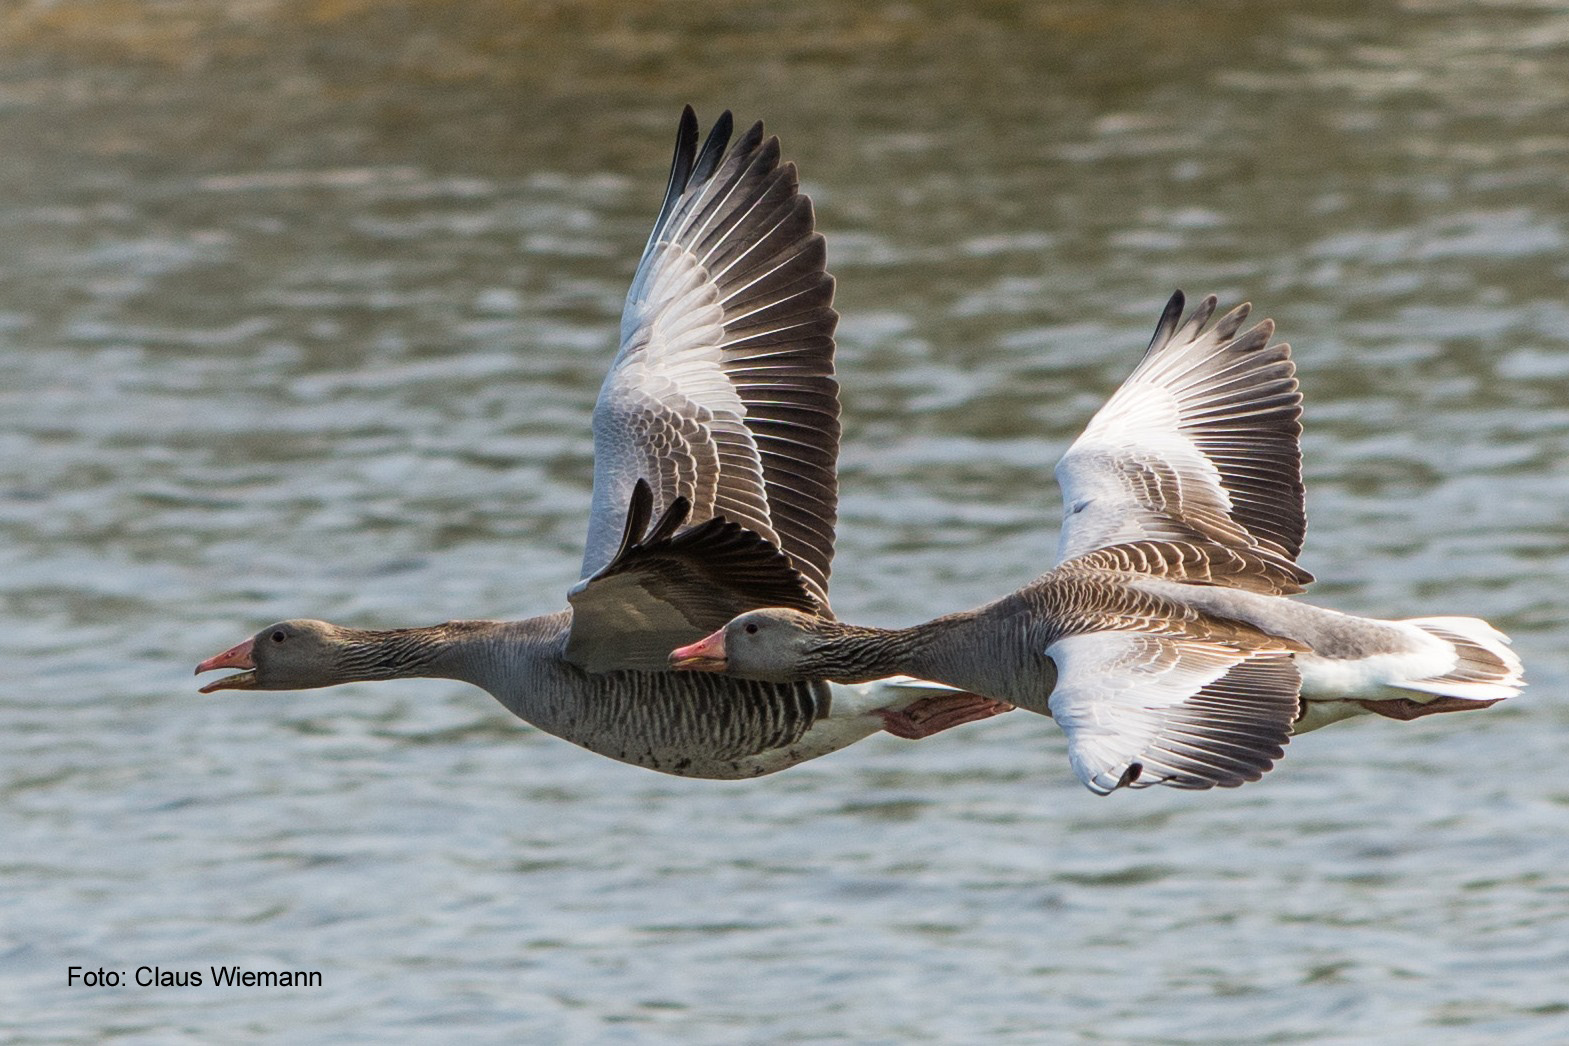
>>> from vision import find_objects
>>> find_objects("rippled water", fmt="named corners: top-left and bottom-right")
top-left (4, 3), bottom-right (1568, 1042)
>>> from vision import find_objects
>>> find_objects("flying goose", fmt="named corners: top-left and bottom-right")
top-left (196, 108), bottom-right (1007, 778)
top-left (671, 293), bottom-right (1524, 793)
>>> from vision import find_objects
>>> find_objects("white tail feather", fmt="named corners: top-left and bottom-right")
top-left (1397, 616), bottom-right (1524, 702)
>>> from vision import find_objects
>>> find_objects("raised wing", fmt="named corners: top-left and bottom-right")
top-left (581, 107), bottom-right (840, 609)
top-left (1045, 631), bottom-right (1301, 795)
top-left (567, 480), bottom-right (823, 672)
top-left (1054, 291), bottom-right (1310, 594)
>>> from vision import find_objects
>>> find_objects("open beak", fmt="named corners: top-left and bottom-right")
top-left (669, 630), bottom-right (727, 672)
top-left (195, 638), bottom-right (258, 693)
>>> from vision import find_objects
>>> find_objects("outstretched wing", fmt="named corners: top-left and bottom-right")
top-left (567, 480), bottom-right (823, 672)
top-left (1054, 291), bottom-right (1311, 594)
top-left (1045, 631), bottom-right (1301, 795)
top-left (581, 107), bottom-right (840, 609)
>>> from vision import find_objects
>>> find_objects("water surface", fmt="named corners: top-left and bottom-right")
top-left (3, 2), bottom-right (1567, 1042)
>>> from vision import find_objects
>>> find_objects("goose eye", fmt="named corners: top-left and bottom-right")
top-left (744, 623), bottom-right (759, 635)
top-left (271, 630), bottom-right (287, 643)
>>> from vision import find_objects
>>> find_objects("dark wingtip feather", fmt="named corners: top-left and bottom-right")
top-left (691, 110), bottom-right (734, 186)
top-left (647, 108), bottom-right (701, 249)
top-left (726, 120), bottom-right (766, 166)
top-left (1213, 302), bottom-right (1253, 341)
top-left (610, 478), bottom-right (656, 566)
top-left (671, 107), bottom-right (699, 184)
top-left (647, 494), bottom-right (692, 545)
top-left (1186, 294), bottom-right (1220, 336)
top-left (611, 480), bottom-right (693, 559)
top-left (1147, 290), bottom-right (1186, 354)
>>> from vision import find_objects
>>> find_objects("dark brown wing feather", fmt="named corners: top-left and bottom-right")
top-left (567, 480), bottom-right (823, 672)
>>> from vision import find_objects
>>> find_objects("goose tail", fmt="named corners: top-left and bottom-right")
top-left (1393, 616), bottom-right (1524, 703)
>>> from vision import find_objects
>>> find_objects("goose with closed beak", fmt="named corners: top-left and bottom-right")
top-left (196, 108), bottom-right (1007, 778)
top-left (672, 293), bottom-right (1524, 793)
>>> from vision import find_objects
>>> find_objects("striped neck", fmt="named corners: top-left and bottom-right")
top-left (782, 607), bottom-right (1043, 709)
top-left (326, 620), bottom-right (519, 690)
top-left (794, 620), bottom-right (940, 683)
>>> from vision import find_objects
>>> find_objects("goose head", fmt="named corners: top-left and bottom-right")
top-left (195, 619), bottom-right (359, 693)
top-left (668, 607), bottom-right (834, 683)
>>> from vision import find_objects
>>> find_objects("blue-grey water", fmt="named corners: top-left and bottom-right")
top-left (4, 3), bottom-right (1568, 1042)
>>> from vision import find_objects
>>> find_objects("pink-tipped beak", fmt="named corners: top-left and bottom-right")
top-left (669, 630), bottom-right (727, 671)
top-left (195, 638), bottom-right (258, 693)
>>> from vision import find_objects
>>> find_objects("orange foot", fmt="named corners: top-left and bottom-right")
top-left (876, 692), bottom-right (1013, 740)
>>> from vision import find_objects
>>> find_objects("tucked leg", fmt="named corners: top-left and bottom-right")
top-left (876, 692), bottom-right (1013, 740)
top-left (1356, 695), bottom-right (1503, 721)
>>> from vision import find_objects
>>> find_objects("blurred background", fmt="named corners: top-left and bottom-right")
top-left (3, 1), bottom-right (1566, 1041)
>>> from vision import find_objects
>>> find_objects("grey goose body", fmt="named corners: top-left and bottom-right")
top-left (673, 293), bottom-right (1524, 793)
top-left (196, 109), bottom-right (1003, 779)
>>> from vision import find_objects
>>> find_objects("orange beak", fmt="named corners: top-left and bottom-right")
top-left (195, 637), bottom-right (258, 693)
top-left (669, 630), bottom-right (727, 671)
